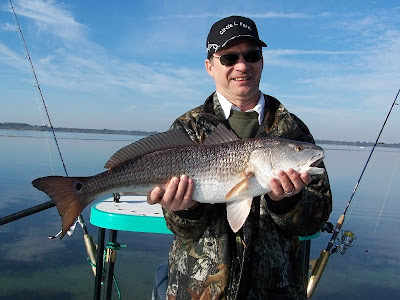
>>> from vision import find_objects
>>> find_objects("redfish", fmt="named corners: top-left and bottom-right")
top-left (32, 124), bottom-right (325, 238)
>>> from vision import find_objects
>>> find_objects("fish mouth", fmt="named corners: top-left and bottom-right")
top-left (310, 156), bottom-right (324, 167)
top-left (299, 153), bottom-right (325, 175)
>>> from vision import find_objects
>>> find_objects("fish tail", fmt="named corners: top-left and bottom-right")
top-left (32, 176), bottom-right (91, 239)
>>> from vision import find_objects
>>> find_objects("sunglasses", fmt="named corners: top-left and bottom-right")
top-left (212, 49), bottom-right (263, 66)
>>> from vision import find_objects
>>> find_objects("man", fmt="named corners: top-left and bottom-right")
top-left (148, 16), bottom-right (332, 300)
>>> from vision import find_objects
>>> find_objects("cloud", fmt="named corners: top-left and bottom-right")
top-left (9, 0), bottom-right (87, 43)
top-left (0, 22), bottom-right (17, 32)
top-left (0, 43), bottom-right (26, 70)
top-left (265, 49), bottom-right (362, 55)
top-left (262, 54), bottom-right (340, 71)
top-left (1, 1), bottom-right (210, 101)
top-left (153, 12), bottom-right (312, 20)
top-left (244, 12), bottom-right (311, 19)
top-left (15, 45), bottom-right (209, 101)
top-left (2, 1), bottom-right (399, 141)
top-left (265, 8), bottom-right (400, 114)
top-left (102, 61), bottom-right (208, 100)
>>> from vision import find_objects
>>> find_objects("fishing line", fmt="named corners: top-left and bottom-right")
top-left (343, 152), bottom-right (376, 228)
top-left (8, 0), bottom-right (89, 237)
top-left (9, 0), bottom-right (55, 175)
top-left (9, 0), bottom-right (67, 177)
top-left (338, 89), bottom-right (399, 223)
top-left (371, 151), bottom-right (400, 237)
top-left (307, 88), bottom-right (400, 298)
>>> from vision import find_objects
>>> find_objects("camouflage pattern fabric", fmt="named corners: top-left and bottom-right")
top-left (163, 92), bottom-right (332, 300)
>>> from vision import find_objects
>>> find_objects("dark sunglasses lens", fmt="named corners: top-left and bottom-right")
top-left (219, 50), bottom-right (262, 66)
top-left (219, 54), bottom-right (239, 66)
top-left (244, 50), bottom-right (262, 63)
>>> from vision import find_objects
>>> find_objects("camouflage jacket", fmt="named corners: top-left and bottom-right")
top-left (164, 92), bottom-right (332, 300)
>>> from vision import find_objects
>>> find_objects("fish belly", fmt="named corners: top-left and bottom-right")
top-left (192, 173), bottom-right (271, 203)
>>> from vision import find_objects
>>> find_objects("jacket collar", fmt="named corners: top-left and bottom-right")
top-left (201, 92), bottom-right (289, 137)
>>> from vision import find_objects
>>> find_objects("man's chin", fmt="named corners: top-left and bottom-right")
top-left (232, 88), bottom-right (259, 99)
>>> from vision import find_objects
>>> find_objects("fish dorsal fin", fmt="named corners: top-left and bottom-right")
top-left (104, 129), bottom-right (196, 169)
top-left (202, 124), bottom-right (239, 145)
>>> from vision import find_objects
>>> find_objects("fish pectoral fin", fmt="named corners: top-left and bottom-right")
top-left (225, 172), bottom-right (254, 200)
top-left (226, 198), bottom-right (253, 233)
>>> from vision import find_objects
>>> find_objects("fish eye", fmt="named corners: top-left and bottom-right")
top-left (75, 182), bottom-right (83, 190)
top-left (294, 145), bottom-right (303, 152)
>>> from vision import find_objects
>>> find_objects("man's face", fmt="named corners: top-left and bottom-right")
top-left (205, 40), bottom-right (263, 106)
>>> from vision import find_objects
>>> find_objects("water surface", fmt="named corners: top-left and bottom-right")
top-left (0, 130), bottom-right (399, 299)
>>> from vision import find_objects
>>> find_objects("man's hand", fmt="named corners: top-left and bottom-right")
top-left (147, 175), bottom-right (197, 211)
top-left (268, 168), bottom-right (311, 201)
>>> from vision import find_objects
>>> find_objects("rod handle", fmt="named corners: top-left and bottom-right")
top-left (307, 250), bottom-right (331, 298)
top-left (84, 234), bottom-right (97, 275)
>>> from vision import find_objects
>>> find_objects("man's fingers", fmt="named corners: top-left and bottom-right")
top-left (268, 169), bottom-right (312, 201)
top-left (169, 175), bottom-right (189, 211)
top-left (179, 177), bottom-right (196, 210)
top-left (162, 177), bottom-right (180, 207)
top-left (147, 175), bottom-right (196, 211)
top-left (270, 177), bottom-right (284, 196)
top-left (286, 169), bottom-right (302, 191)
top-left (300, 172), bottom-right (312, 185)
top-left (147, 186), bottom-right (163, 205)
top-left (278, 170), bottom-right (295, 194)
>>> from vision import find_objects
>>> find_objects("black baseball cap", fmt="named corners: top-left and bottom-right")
top-left (206, 16), bottom-right (267, 58)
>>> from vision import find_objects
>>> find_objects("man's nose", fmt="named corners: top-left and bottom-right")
top-left (234, 55), bottom-right (250, 70)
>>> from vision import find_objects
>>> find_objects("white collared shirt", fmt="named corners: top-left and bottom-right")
top-left (216, 92), bottom-right (265, 125)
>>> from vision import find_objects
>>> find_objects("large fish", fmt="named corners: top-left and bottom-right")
top-left (32, 124), bottom-right (325, 238)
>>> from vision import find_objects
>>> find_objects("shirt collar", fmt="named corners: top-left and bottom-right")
top-left (216, 91), bottom-right (265, 125)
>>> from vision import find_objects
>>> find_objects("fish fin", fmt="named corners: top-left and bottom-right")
top-left (202, 123), bottom-right (239, 145)
top-left (105, 129), bottom-right (196, 169)
top-left (32, 176), bottom-right (90, 239)
top-left (225, 172), bottom-right (254, 200)
top-left (226, 198), bottom-right (253, 232)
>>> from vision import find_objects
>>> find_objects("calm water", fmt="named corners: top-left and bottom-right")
top-left (0, 130), bottom-right (399, 299)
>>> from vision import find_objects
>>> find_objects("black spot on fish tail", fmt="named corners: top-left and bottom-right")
top-left (32, 176), bottom-right (90, 239)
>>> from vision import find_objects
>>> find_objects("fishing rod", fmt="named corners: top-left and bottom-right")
top-left (2, 0), bottom-right (70, 228)
top-left (2, 0), bottom-right (97, 273)
top-left (307, 88), bottom-right (400, 298)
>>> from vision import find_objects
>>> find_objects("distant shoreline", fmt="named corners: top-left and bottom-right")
top-left (1, 122), bottom-right (399, 148)
top-left (0, 122), bottom-right (157, 137)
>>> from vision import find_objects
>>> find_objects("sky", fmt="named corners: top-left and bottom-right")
top-left (0, 0), bottom-right (399, 143)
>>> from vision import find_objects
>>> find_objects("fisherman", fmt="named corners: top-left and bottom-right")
top-left (147, 15), bottom-right (332, 300)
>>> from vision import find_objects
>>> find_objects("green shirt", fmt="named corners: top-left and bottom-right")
top-left (228, 110), bottom-right (260, 139)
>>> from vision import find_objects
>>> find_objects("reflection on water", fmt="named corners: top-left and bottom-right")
top-left (0, 130), bottom-right (399, 299)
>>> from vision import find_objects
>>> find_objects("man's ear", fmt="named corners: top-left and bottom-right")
top-left (205, 58), bottom-right (214, 78)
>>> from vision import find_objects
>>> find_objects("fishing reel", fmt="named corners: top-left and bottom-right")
top-left (332, 230), bottom-right (356, 254)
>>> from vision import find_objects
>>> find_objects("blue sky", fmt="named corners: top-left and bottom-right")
top-left (1, 0), bottom-right (399, 142)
